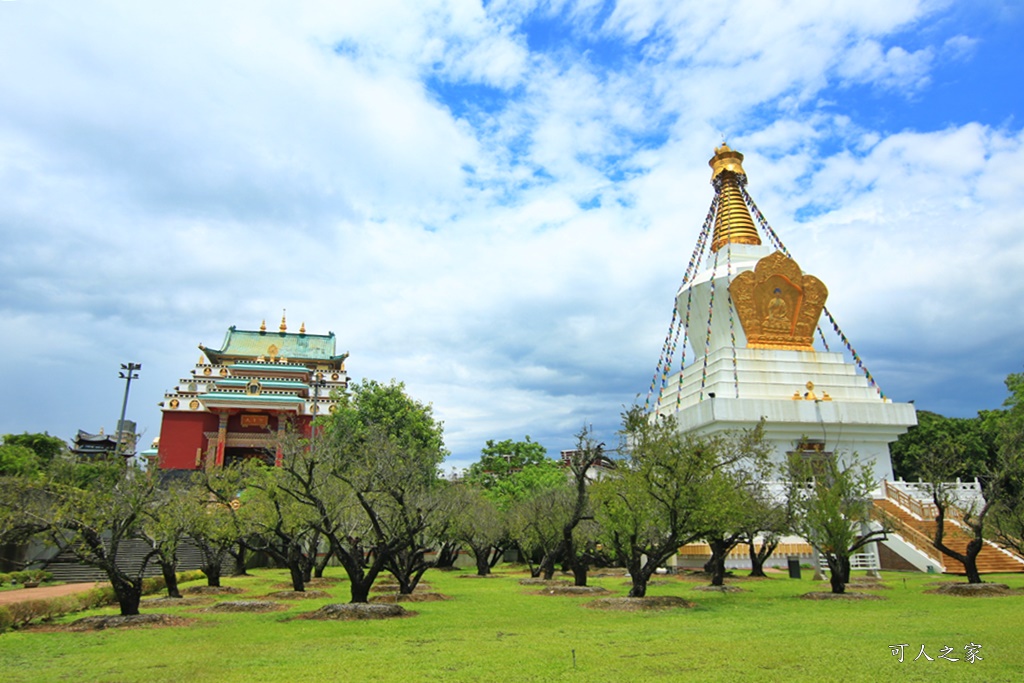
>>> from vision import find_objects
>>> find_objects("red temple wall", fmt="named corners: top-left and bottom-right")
top-left (158, 411), bottom-right (218, 470)
top-left (158, 411), bottom-right (315, 470)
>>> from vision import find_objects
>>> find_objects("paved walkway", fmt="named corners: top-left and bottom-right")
top-left (0, 582), bottom-right (105, 606)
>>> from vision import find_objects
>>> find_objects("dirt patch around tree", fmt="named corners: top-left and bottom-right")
top-left (271, 578), bottom-right (345, 590)
top-left (183, 586), bottom-right (244, 596)
top-left (591, 569), bottom-right (630, 578)
top-left (205, 600), bottom-right (286, 613)
top-left (519, 578), bottom-right (571, 586)
top-left (925, 583), bottom-right (1014, 597)
top-left (369, 592), bottom-right (451, 603)
top-left (143, 596), bottom-right (212, 607)
top-left (307, 577), bottom-right (345, 586)
top-left (264, 590), bottom-right (332, 600)
top-left (370, 582), bottom-right (433, 593)
top-left (537, 585), bottom-right (610, 596)
top-left (455, 574), bottom-right (501, 579)
top-left (847, 581), bottom-right (891, 591)
top-left (298, 603), bottom-right (415, 620)
top-left (692, 585), bottom-right (749, 593)
top-left (584, 596), bottom-right (695, 611)
top-left (800, 591), bottom-right (885, 601)
top-left (28, 614), bottom-right (195, 632)
top-left (620, 580), bottom-right (671, 587)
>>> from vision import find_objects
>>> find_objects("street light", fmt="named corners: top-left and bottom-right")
top-left (115, 362), bottom-right (141, 459)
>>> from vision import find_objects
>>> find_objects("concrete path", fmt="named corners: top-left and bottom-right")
top-left (0, 582), bottom-right (105, 606)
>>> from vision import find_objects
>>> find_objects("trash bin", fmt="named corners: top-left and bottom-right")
top-left (787, 557), bottom-right (802, 579)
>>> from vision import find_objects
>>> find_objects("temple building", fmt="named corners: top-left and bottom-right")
top-left (652, 146), bottom-right (1024, 574)
top-left (71, 424), bottom-right (134, 459)
top-left (156, 316), bottom-right (348, 470)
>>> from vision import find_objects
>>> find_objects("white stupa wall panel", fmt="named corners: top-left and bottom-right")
top-left (670, 398), bottom-right (912, 481)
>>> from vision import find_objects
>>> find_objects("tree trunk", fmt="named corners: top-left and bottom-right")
top-left (314, 545), bottom-right (334, 578)
top-left (747, 536), bottom-right (777, 578)
top-left (707, 539), bottom-right (731, 587)
top-left (435, 541), bottom-right (458, 570)
top-left (349, 579), bottom-right (371, 603)
top-left (826, 556), bottom-right (847, 594)
top-left (231, 545), bottom-right (249, 576)
top-left (287, 557), bottom-right (306, 592)
top-left (400, 567), bottom-right (428, 594)
top-left (572, 565), bottom-right (588, 586)
top-left (963, 538), bottom-right (983, 584)
top-left (627, 568), bottom-right (648, 598)
top-left (540, 553), bottom-right (557, 581)
top-left (202, 563), bottom-right (222, 587)
top-left (472, 545), bottom-right (491, 576)
top-left (932, 490), bottom-right (991, 585)
top-left (111, 575), bottom-right (143, 616)
top-left (160, 561), bottom-right (182, 599)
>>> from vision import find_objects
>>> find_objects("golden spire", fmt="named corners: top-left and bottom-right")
top-left (709, 144), bottom-right (761, 252)
top-left (260, 319), bottom-right (267, 332)
top-left (299, 321), bottom-right (306, 335)
top-left (279, 310), bottom-right (287, 332)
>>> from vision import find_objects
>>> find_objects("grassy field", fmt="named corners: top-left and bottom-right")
top-left (0, 566), bottom-right (1021, 682)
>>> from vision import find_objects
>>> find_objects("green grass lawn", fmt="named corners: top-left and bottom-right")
top-left (1, 567), bottom-right (1021, 682)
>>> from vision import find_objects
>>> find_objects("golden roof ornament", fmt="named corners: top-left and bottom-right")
top-left (708, 144), bottom-right (761, 252)
top-left (260, 319), bottom-right (267, 332)
top-left (729, 251), bottom-right (828, 351)
top-left (279, 310), bottom-right (287, 333)
top-left (299, 321), bottom-right (306, 335)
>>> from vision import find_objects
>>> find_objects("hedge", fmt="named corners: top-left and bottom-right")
top-left (0, 570), bottom-right (205, 632)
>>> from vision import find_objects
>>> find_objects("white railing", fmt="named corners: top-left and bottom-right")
top-left (818, 552), bottom-right (879, 571)
top-left (887, 477), bottom-right (986, 512)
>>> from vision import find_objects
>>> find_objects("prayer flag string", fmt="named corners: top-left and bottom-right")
top-left (741, 184), bottom-right (885, 398)
top-left (647, 195), bottom-right (717, 412)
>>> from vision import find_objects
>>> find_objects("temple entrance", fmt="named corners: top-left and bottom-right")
top-left (223, 447), bottom-right (274, 467)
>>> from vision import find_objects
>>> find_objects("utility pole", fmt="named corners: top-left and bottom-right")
top-left (115, 362), bottom-right (141, 458)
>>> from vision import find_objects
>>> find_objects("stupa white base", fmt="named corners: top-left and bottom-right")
top-left (656, 348), bottom-right (916, 481)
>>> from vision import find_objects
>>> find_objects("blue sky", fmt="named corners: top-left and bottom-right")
top-left (1, 0), bottom-right (1023, 470)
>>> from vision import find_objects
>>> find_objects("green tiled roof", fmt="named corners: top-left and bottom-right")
top-left (200, 327), bottom-right (348, 364)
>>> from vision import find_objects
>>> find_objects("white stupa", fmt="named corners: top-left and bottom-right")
top-left (652, 145), bottom-right (916, 481)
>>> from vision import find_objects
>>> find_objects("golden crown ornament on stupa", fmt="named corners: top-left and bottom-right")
top-left (729, 251), bottom-right (828, 351)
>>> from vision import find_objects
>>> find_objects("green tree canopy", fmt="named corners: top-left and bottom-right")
top-left (2, 432), bottom-right (67, 466)
top-left (464, 437), bottom-right (563, 509)
top-left (0, 444), bottom-right (41, 477)
top-left (890, 410), bottom-right (998, 480)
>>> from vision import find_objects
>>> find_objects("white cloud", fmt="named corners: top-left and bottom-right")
top-left (1, 0), bottom-right (1021, 465)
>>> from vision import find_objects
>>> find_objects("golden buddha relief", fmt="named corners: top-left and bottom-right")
top-left (729, 251), bottom-right (827, 351)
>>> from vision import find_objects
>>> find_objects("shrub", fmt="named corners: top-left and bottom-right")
top-left (0, 573), bottom-right (10, 586)
top-left (0, 569), bottom-right (205, 633)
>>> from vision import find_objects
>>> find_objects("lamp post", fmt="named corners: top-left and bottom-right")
top-left (115, 362), bottom-right (141, 459)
